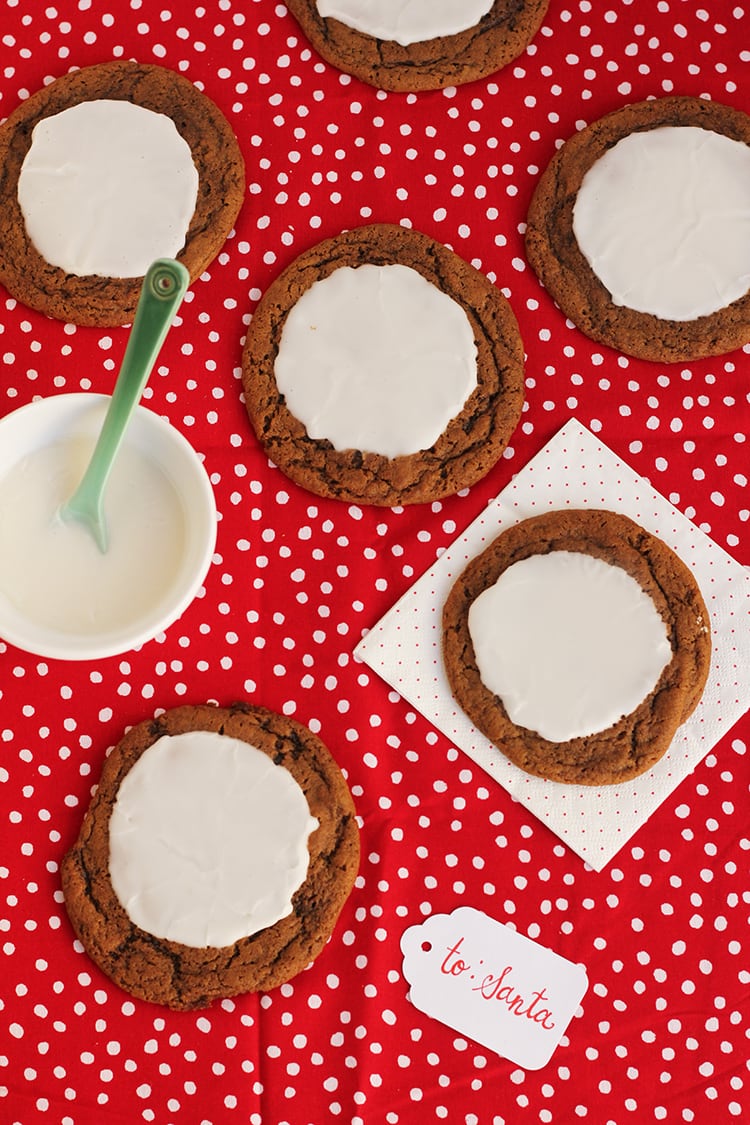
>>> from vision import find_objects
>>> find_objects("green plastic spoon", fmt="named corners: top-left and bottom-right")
top-left (59, 258), bottom-right (190, 552)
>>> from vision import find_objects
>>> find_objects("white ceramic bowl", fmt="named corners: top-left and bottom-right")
top-left (0, 393), bottom-right (217, 661)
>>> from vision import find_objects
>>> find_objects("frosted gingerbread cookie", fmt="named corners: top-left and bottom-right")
top-left (0, 61), bottom-right (245, 326)
top-left (241, 223), bottom-right (525, 506)
top-left (443, 509), bottom-right (711, 786)
top-left (525, 96), bottom-right (750, 361)
top-left (285, 0), bottom-right (550, 92)
top-left (61, 703), bottom-right (360, 1010)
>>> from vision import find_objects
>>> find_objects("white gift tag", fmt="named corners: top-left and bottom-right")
top-left (401, 906), bottom-right (588, 1070)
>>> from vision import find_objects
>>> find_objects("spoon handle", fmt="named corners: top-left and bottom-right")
top-left (82, 258), bottom-right (190, 485)
top-left (59, 258), bottom-right (190, 552)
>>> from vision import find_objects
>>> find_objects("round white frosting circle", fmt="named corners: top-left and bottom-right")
top-left (274, 263), bottom-right (478, 458)
top-left (572, 125), bottom-right (750, 321)
top-left (316, 0), bottom-right (494, 47)
top-left (468, 550), bottom-right (672, 743)
top-left (18, 99), bottom-right (199, 278)
top-left (108, 731), bottom-right (319, 948)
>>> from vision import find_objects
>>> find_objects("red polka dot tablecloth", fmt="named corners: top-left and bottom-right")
top-left (1, 2), bottom-right (749, 1124)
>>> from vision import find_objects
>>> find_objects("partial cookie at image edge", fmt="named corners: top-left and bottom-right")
top-left (525, 95), bottom-right (750, 362)
top-left (284, 0), bottom-right (551, 92)
top-left (0, 60), bottom-right (246, 326)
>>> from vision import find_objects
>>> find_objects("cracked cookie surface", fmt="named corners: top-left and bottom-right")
top-left (442, 509), bottom-right (711, 786)
top-left (0, 61), bottom-right (245, 326)
top-left (61, 703), bottom-right (360, 1010)
top-left (525, 96), bottom-right (750, 362)
top-left (241, 223), bottom-right (525, 506)
top-left (285, 0), bottom-right (550, 91)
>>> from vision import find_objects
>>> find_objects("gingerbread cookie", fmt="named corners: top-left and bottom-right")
top-left (61, 703), bottom-right (360, 1010)
top-left (285, 0), bottom-right (550, 92)
top-left (443, 509), bottom-right (711, 785)
top-left (525, 96), bottom-right (750, 362)
top-left (0, 61), bottom-right (245, 326)
top-left (241, 223), bottom-right (525, 506)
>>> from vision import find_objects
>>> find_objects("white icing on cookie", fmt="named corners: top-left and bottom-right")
top-left (572, 125), bottom-right (750, 321)
top-left (108, 731), bottom-right (319, 948)
top-left (316, 0), bottom-right (494, 47)
top-left (18, 99), bottom-right (199, 278)
top-left (468, 550), bottom-right (672, 743)
top-left (274, 263), bottom-right (478, 458)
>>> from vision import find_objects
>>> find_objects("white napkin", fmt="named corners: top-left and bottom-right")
top-left (355, 419), bottom-right (750, 871)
